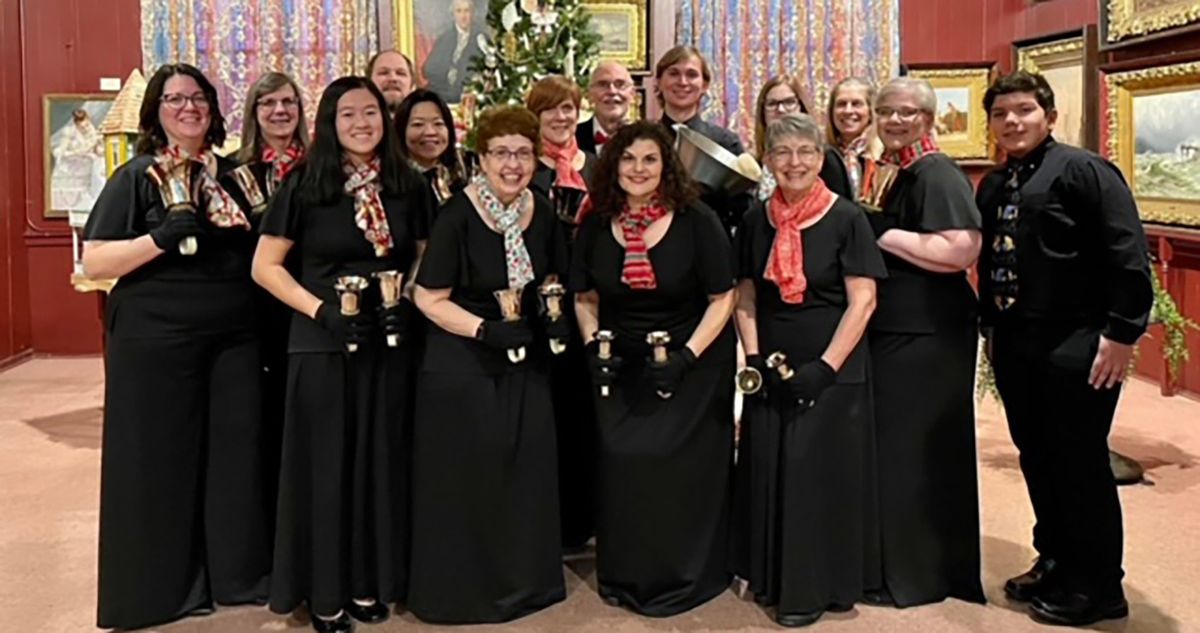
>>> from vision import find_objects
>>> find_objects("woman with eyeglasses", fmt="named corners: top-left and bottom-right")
top-left (253, 76), bottom-right (431, 633)
top-left (824, 78), bottom-right (881, 201)
top-left (751, 74), bottom-right (850, 201)
top-left (408, 106), bottom-right (568, 623)
top-left (865, 77), bottom-right (985, 608)
top-left (394, 88), bottom-right (468, 211)
top-left (571, 121), bottom-right (736, 616)
top-left (82, 63), bottom-right (270, 630)
top-left (731, 114), bottom-right (885, 627)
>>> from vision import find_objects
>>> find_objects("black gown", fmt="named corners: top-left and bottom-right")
top-left (260, 166), bottom-right (431, 618)
top-left (407, 191), bottom-right (568, 623)
top-left (569, 202), bottom-right (736, 616)
top-left (530, 156), bottom-right (599, 550)
top-left (868, 153), bottom-right (986, 606)
top-left (732, 197), bottom-right (887, 615)
top-left (85, 154), bottom-right (271, 630)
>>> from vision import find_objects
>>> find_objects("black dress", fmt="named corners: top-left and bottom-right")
top-left (407, 191), bottom-right (568, 623)
top-left (260, 166), bottom-right (431, 617)
top-left (85, 154), bottom-right (271, 630)
top-left (731, 198), bottom-right (887, 615)
top-left (569, 202), bottom-right (736, 616)
top-left (530, 156), bottom-right (599, 550)
top-left (868, 153), bottom-right (986, 606)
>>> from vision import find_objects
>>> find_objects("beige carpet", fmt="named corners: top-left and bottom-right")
top-left (1, 357), bottom-right (1197, 632)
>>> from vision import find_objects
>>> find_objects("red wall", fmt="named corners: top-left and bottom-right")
top-left (0, 0), bottom-right (143, 363)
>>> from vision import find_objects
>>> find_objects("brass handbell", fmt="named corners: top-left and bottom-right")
top-left (494, 285), bottom-right (527, 364)
top-left (333, 275), bottom-right (369, 353)
top-left (735, 365), bottom-right (764, 395)
top-left (646, 330), bottom-right (672, 399)
top-left (228, 164), bottom-right (268, 216)
top-left (539, 281), bottom-right (567, 355)
top-left (766, 351), bottom-right (795, 381)
top-left (858, 160), bottom-right (900, 213)
top-left (374, 270), bottom-right (405, 348)
top-left (145, 158), bottom-right (198, 255)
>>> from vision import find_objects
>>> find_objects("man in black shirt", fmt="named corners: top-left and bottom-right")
top-left (977, 71), bottom-right (1152, 627)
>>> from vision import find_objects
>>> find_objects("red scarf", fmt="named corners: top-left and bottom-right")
top-left (343, 157), bottom-right (393, 257)
top-left (262, 142), bottom-right (304, 190)
top-left (160, 146), bottom-right (250, 230)
top-left (618, 197), bottom-right (669, 290)
top-left (541, 136), bottom-right (588, 191)
top-left (881, 134), bottom-right (940, 169)
top-left (763, 179), bottom-right (836, 304)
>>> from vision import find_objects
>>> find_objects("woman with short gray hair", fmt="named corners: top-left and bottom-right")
top-left (732, 113), bottom-right (887, 627)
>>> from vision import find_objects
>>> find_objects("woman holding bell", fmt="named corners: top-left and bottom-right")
top-left (570, 120), bottom-right (736, 616)
top-left (253, 76), bottom-right (431, 633)
top-left (731, 114), bottom-right (886, 627)
top-left (82, 63), bottom-right (270, 630)
top-left (408, 105), bottom-right (568, 624)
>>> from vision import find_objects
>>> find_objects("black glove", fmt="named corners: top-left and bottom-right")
top-left (478, 319), bottom-right (534, 350)
top-left (647, 347), bottom-right (697, 396)
top-left (544, 313), bottom-right (573, 342)
top-left (377, 302), bottom-right (408, 342)
top-left (315, 301), bottom-right (373, 348)
top-left (585, 338), bottom-right (623, 387)
top-left (865, 210), bottom-right (899, 238)
top-left (780, 359), bottom-right (837, 409)
top-left (744, 353), bottom-right (771, 398)
top-left (149, 209), bottom-right (202, 251)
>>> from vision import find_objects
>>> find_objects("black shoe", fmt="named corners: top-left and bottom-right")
top-left (1030, 589), bottom-right (1128, 626)
top-left (1005, 558), bottom-right (1057, 602)
top-left (346, 600), bottom-right (389, 624)
top-left (311, 610), bottom-right (353, 633)
top-left (776, 610), bottom-right (823, 627)
top-left (827, 603), bottom-right (854, 613)
top-left (862, 589), bottom-right (894, 606)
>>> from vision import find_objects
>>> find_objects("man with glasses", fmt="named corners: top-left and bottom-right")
top-left (577, 61), bottom-right (636, 155)
top-left (976, 71), bottom-right (1151, 627)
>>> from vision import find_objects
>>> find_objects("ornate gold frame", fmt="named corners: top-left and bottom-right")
top-left (392, 0), bottom-right (416, 60)
top-left (1104, 60), bottom-right (1200, 226)
top-left (581, 0), bottom-right (649, 71)
top-left (906, 65), bottom-right (992, 160)
top-left (1103, 0), bottom-right (1200, 46)
top-left (1013, 26), bottom-right (1101, 151)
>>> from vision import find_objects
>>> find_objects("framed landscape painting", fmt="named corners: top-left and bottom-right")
top-left (1101, 0), bottom-right (1200, 49)
top-left (1013, 26), bottom-right (1100, 150)
top-left (905, 63), bottom-right (994, 160)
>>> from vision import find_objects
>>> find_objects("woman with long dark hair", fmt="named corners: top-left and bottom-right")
top-left (252, 76), bottom-right (431, 633)
top-left (394, 87), bottom-right (467, 209)
top-left (82, 62), bottom-right (270, 630)
top-left (571, 120), bottom-right (736, 616)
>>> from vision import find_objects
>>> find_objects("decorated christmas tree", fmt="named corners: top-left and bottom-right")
top-left (463, 0), bottom-right (602, 116)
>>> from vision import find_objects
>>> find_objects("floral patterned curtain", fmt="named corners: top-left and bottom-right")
top-left (141, 0), bottom-right (379, 143)
top-left (678, 0), bottom-right (899, 152)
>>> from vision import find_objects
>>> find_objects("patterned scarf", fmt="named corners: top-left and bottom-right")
top-left (261, 142), bottom-right (304, 193)
top-left (540, 135), bottom-right (588, 191)
top-left (472, 173), bottom-right (534, 290)
top-left (160, 146), bottom-right (250, 230)
top-left (618, 196), bottom-right (669, 290)
top-left (880, 134), bottom-right (941, 169)
top-left (839, 134), bottom-right (871, 197)
top-left (343, 157), bottom-right (393, 257)
top-left (764, 179), bottom-right (836, 304)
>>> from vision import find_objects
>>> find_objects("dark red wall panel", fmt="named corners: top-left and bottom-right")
top-left (0, 0), bottom-right (34, 364)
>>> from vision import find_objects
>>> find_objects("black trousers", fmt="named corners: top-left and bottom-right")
top-left (992, 323), bottom-right (1124, 596)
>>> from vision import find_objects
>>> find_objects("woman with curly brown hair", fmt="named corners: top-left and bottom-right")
top-left (408, 105), bottom-right (569, 624)
top-left (570, 120), bottom-right (736, 616)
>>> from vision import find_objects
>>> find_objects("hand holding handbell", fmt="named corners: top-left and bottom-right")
top-left (145, 157), bottom-right (200, 255)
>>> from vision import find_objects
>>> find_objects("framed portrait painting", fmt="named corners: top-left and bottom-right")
top-left (395, 0), bottom-right (490, 104)
top-left (1013, 26), bottom-right (1100, 151)
top-left (43, 94), bottom-right (114, 219)
top-left (581, 0), bottom-right (650, 72)
top-left (1104, 58), bottom-right (1200, 227)
top-left (904, 63), bottom-right (994, 160)
top-left (1101, 0), bottom-right (1200, 49)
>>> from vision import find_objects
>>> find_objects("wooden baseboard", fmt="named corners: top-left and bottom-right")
top-left (0, 349), bottom-right (35, 373)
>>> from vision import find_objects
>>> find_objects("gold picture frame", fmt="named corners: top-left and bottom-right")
top-left (581, 0), bottom-right (649, 72)
top-left (905, 64), bottom-right (993, 160)
top-left (1104, 59), bottom-right (1200, 227)
top-left (1014, 26), bottom-right (1100, 151)
top-left (1102, 0), bottom-right (1200, 48)
top-left (43, 93), bottom-right (115, 219)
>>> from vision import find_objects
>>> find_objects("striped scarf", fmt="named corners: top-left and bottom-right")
top-left (262, 142), bottom-right (303, 194)
top-left (618, 196), bottom-right (668, 290)
top-left (343, 157), bottom-right (393, 257)
top-left (160, 146), bottom-right (250, 230)
top-left (472, 173), bottom-right (534, 290)
top-left (881, 134), bottom-right (940, 170)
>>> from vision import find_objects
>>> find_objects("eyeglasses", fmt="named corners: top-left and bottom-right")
top-left (257, 97), bottom-right (299, 111)
top-left (486, 148), bottom-right (535, 163)
top-left (765, 97), bottom-right (800, 112)
top-left (161, 93), bottom-right (211, 111)
top-left (769, 146), bottom-right (821, 162)
top-left (593, 79), bottom-right (632, 92)
top-left (874, 106), bottom-right (924, 121)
